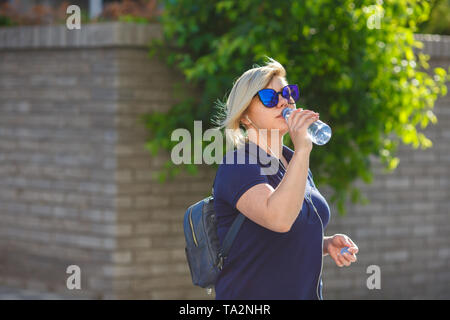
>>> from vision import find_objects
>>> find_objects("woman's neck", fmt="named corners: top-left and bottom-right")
top-left (247, 130), bottom-right (284, 160)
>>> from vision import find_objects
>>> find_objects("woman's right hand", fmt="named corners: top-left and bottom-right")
top-left (286, 108), bottom-right (319, 153)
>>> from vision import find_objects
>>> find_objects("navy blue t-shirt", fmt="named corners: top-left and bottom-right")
top-left (213, 140), bottom-right (331, 300)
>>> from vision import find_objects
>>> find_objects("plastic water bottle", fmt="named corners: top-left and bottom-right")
top-left (282, 107), bottom-right (332, 145)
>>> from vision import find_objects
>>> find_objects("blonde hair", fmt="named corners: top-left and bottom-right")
top-left (212, 56), bottom-right (287, 149)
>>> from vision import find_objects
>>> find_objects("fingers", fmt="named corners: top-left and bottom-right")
top-left (286, 108), bottom-right (300, 128)
top-left (328, 234), bottom-right (359, 268)
top-left (340, 236), bottom-right (358, 265)
top-left (301, 112), bottom-right (319, 128)
top-left (335, 250), bottom-right (355, 267)
top-left (342, 237), bottom-right (359, 256)
top-left (346, 238), bottom-right (359, 255)
top-left (330, 246), bottom-right (357, 267)
top-left (336, 234), bottom-right (351, 247)
top-left (342, 251), bottom-right (357, 264)
top-left (338, 234), bottom-right (359, 255)
top-left (289, 109), bottom-right (318, 130)
top-left (329, 250), bottom-right (347, 267)
top-left (287, 108), bottom-right (304, 128)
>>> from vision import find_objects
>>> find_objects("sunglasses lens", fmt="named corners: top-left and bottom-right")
top-left (258, 89), bottom-right (278, 107)
top-left (283, 85), bottom-right (299, 102)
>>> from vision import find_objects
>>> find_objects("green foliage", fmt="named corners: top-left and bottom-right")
top-left (0, 15), bottom-right (14, 27)
top-left (418, 0), bottom-right (450, 35)
top-left (145, 0), bottom-right (449, 215)
top-left (118, 14), bottom-right (150, 24)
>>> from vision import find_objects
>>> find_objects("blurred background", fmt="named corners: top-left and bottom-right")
top-left (0, 0), bottom-right (449, 299)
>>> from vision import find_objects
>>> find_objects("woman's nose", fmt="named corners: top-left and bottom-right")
top-left (278, 95), bottom-right (291, 107)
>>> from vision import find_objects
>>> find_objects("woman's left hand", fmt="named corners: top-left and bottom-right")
top-left (324, 234), bottom-right (359, 267)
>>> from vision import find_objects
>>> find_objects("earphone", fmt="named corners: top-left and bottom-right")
top-left (244, 115), bottom-right (282, 165)
top-left (245, 115), bottom-right (260, 129)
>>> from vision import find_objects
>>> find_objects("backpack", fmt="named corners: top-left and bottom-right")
top-left (183, 184), bottom-right (245, 294)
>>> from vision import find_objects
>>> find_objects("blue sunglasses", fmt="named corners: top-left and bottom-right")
top-left (254, 84), bottom-right (300, 108)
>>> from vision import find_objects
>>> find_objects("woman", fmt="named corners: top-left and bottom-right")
top-left (212, 57), bottom-right (359, 300)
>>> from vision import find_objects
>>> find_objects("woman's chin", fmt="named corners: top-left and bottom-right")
top-left (267, 121), bottom-right (288, 136)
top-left (277, 122), bottom-right (289, 134)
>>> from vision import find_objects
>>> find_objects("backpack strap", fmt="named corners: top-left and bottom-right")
top-left (221, 213), bottom-right (245, 256)
top-left (211, 150), bottom-right (246, 269)
top-left (217, 213), bottom-right (245, 269)
top-left (211, 162), bottom-right (245, 258)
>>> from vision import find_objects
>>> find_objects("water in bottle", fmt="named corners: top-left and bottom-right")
top-left (282, 107), bottom-right (332, 145)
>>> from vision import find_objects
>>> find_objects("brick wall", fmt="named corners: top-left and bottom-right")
top-left (0, 22), bottom-right (210, 299)
top-left (322, 34), bottom-right (450, 299)
top-left (0, 23), bottom-right (448, 299)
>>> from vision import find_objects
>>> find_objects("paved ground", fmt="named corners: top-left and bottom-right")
top-left (0, 285), bottom-right (83, 300)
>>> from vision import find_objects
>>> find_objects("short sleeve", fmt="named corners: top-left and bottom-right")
top-left (214, 162), bottom-right (270, 209)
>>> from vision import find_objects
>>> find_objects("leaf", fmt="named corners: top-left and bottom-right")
top-left (434, 67), bottom-right (446, 78)
top-left (142, 0), bottom-right (448, 216)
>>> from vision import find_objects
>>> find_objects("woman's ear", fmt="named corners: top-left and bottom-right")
top-left (239, 113), bottom-right (249, 129)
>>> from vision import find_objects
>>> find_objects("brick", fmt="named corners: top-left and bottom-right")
top-left (413, 225), bottom-right (435, 236)
top-left (134, 169), bottom-right (155, 181)
top-left (89, 196), bottom-right (115, 209)
top-left (114, 196), bottom-right (133, 209)
top-left (118, 237), bottom-right (151, 249)
top-left (132, 275), bottom-right (192, 290)
top-left (134, 222), bottom-right (170, 235)
top-left (383, 250), bottom-right (409, 262)
top-left (149, 236), bottom-right (185, 249)
top-left (78, 182), bottom-right (116, 195)
top-left (116, 224), bottom-right (133, 236)
top-left (145, 208), bottom-right (186, 222)
top-left (385, 177), bottom-right (410, 188)
top-left (169, 248), bottom-right (186, 261)
top-left (412, 152), bottom-right (437, 162)
top-left (115, 210), bottom-right (151, 222)
top-left (29, 204), bottom-right (52, 216)
top-left (116, 183), bottom-right (153, 194)
top-left (111, 252), bottom-right (132, 264)
top-left (385, 202), bottom-right (412, 213)
top-left (437, 248), bottom-right (450, 259)
top-left (114, 170), bottom-right (133, 183)
top-left (134, 249), bottom-right (171, 263)
top-left (78, 209), bottom-right (116, 222)
top-left (4, 202), bottom-right (28, 214)
top-left (0, 188), bottom-right (19, 200)
top-left (149, 289), bottom-right (195, 299)
top-left (353, 203), bottom-right (384, 214)
top-left (412, 177), bottom-right (436, 188)
top-left (355, 227), bottom-right (385, 238)
top-left (116, 156), bottom-right (152, 169)
top-left (169, 222), bottom-right (183, 234)
top-left (385, 226), bottom-right (411, 237)
top-left (369, 215), bottom-right (396, 225)
top-left (135, 195), bottom-right (169, 208)
top-left (64, 194), bottom-right (90, 207)
top-left (411, 202), bottom-right (436, 212)
top-left (148, 262), bottom-right (188, 276)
